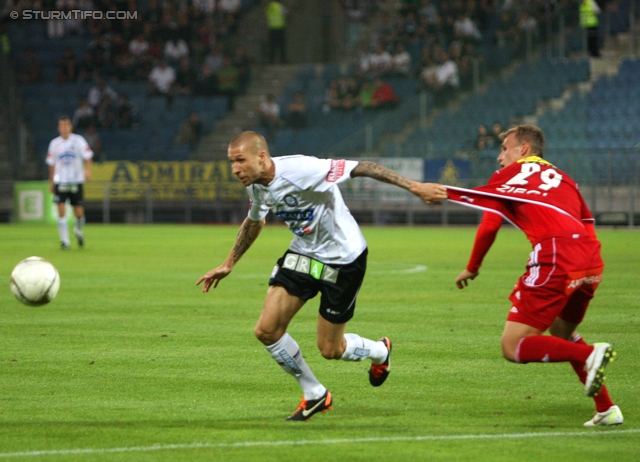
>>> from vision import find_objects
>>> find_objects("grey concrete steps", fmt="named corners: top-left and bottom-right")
top-left (192, 64), bottom-right (301, 160)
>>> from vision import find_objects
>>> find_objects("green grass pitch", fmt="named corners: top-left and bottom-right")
top-left (1, 223), bottom-right (638, 461)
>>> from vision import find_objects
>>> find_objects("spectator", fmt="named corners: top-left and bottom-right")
top-left (359, 80), bottom-right (375, 110)
top-left (392, 43), bottom-right (412, 77)
top-left (218, 0), bottom-right (241, 23)
top-left (148, 59), bottom-right (176, 100)
top-left (72, 97), bottom-right (95, 129)
top-left (148, 36), bottom-right (164, 61)
top-left (87, 35), bottom-right (110, 71)
top-left (370, 12), bottom-right (394, 48)
top-left (194, 63), bottom-right (218, 96)
top-left (127, 33), bottom-right (151, 78)
top-left (175, 58), bottom-right (196, 95)
top-left (77, 51), bottom-right (99, 82)
top-left (47, 1), bottom-right (66, 38)
top-left (109, 34), bottom-right (129, 70)
top-left (217, 57), bottom-right (240, 111)
top-left (164, 37), bottom-right (189, 64)
top-left (371, 78), bottom-right (399, 109)
top-left (114, 50), bottom-right (137, 81)
top-left (18, 47), bottom-right (42, 83)
top-left (233, 45), bottom-right (251, 95)
top-left (340, 77), bottom-right (361, 111)
top-left (144, 0), bottom-right (164, 27)
top-left (403, 11), bottom-right (420, 45)
top-left (96, 95), bottom-right (117, 129)
top-left (193, 0), bottom-right (215, 15)
top-left (83, 124), bottom-right (103, 162)
top-left (453, 12), bottom-right (481, 43)
top-left (418, 48), bottom-right (439, 92)
top-left (62, 0), bottom-right (83, 35)
top-left (204, 45), bottom-right (224, 75)
top-left (128, 34), bottom-right (150, 59)
top-left (496, 11), bottom-right (520, 49)
top-left (518, 11), bottom-right (538, 36)
top-left (175, 112), bottom-right (203, 149)
top-left (57, 47), bottom-right (78, 83)
top-left (449, 40), bottom-right (472, 88)
top-left (287, 92), bottom-right (307, 128)
top-left (369, 44), bottom-right (392, 77)
top-left (88, 76), bottom-right (118, 108)
top-left (432, 50), bottom-right (459, 106)
top-left (418, 0), bottom-right (439, 25)
top-left (475, 124), bottom-right (494, 150)
top-left (265, 1), bottom-right (288, 63)
top-left (324, 80), bottom-right (342, 114)
top-left (357, 43), bottom-right (372, 75)
top-left (491, 122), bottom-right (503, 146)
top-left (344, 0), bottom-right (368, 50)
top-left (117, 95), bottom-right (139, 128)
top-left (580, 0), bottom-right (601, 58)
top-left (257, 93), bottom-right (282, 140)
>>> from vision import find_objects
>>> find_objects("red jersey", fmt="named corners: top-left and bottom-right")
top-left (447, 156), bottom-right (598, 272)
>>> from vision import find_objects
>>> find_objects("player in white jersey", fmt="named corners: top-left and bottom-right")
top-left (46, 116), bottom-right (93, 249)
top-left (197, 131), bottom-right (447, 421)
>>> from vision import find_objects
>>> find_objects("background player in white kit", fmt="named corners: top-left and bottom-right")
top-left (46, 116), bottom-right (93, 249)
top-left (197, 131), bottom-right (447, 421)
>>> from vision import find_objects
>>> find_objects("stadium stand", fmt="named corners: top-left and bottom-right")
top-left (390, 57), bottom-right (591, 159)
top-left (8, 0), bottom-right (258, 162)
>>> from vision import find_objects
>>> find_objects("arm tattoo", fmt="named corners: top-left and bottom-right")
top-left (230, 219), bottom-right (263, 264)
top-left (351, 161), bottom-right (413, 190)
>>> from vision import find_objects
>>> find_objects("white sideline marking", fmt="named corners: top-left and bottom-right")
top-left (370, 264), bottom-right (427, 275)
top-left (1, 429), bottom-right (638, 458)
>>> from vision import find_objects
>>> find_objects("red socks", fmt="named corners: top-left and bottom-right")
top-left (570, 335), bottom-right (615, 412)
top-left (515, 334), bottom-right (614, 413)
top-left (516, 335), bottom-right (593, 364)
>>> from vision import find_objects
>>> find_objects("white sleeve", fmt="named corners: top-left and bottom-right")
top-left (45, 140), bottom-right (55, 166)
top-left (79, 136), bottom-right (94, 160)
top-left (282, 157), bottom-right (358, 193)
top-left (247, 186), bottom-right (270, 221)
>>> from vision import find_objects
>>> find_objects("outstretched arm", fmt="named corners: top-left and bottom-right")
top-left (196, 217), bottom-right (266, 292)
top-left (350, 161), bottom-right (447, 204)
top-left (455, 212), bottom-right (502, 289)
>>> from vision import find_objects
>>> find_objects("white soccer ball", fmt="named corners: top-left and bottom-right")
top-left (10, 257), bottom-right (60, 306)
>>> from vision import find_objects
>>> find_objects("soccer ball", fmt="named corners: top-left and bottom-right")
top-left (10, 257), bottom-right (60, 306)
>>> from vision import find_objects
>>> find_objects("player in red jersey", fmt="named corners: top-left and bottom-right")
top-left (448, 125), bottom-right (622, 427)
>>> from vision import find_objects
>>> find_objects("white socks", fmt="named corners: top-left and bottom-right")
top-left (74, 216), bottom-right (85, 236)
top-left (341, 333), bottom-right (388, 364)
top-left (266, 332), bottom-right (388, 399)
top-left (266, 333), bottom-right (326, 400)
top-left (57, 218), bottom-right (69, 246)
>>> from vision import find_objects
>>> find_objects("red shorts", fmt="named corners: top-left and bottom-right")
top-left (507, 232), bottom-right (604, 331)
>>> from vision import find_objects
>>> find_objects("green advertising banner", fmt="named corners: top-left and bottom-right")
top-left (14, 181), bottom-right (71, 224)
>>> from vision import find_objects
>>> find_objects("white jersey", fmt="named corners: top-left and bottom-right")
top-left (46, 133), bottom-right (93, 184)
top-left (247, 155), bottom-right (367, 265)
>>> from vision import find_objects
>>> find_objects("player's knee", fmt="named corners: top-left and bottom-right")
top-left (254, 325), bottom-right (278, 346)
top-left (318, 342), bottom-right (342, 360)
top-left (500, 339), bottom-right (518, 362)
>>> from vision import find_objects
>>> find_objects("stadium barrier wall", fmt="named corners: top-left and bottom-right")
top-left (1, 151), bottom-right (638, 226)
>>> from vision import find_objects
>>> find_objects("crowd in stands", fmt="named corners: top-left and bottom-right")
top-left (475, 121), bottom-right (503, 150)
top-left (293, 0), bottom-right (553, 143)
top-left (9, 0), bottom-right (251, 95)
top-left (4, 0), bottom-right (253, 157)
top-left (5, 0), bottom-right (570, 160)
top-left (340, 0), bottom-right (551, 108)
